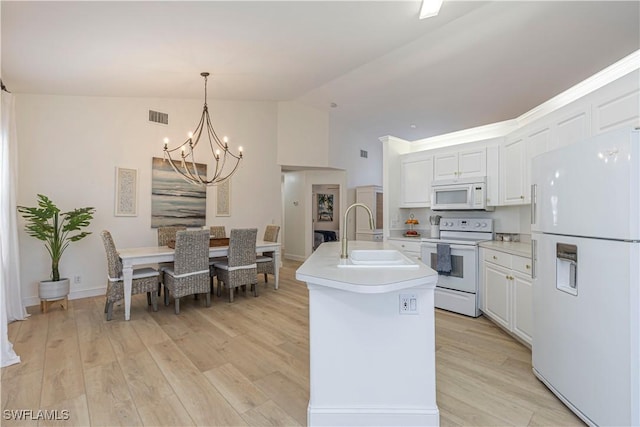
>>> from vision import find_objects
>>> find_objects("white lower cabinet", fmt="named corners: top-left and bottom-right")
top-left (481, 248), bottom-right (532, 346)
top-left (387, 238), bottom-right (423, 263)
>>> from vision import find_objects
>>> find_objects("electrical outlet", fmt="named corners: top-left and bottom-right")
top-left (74, 275), bottom-right (81, 284)
top-left (399, 294), bottom-right (418, 315)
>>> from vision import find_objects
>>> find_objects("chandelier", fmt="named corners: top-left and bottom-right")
top-left (163, 72), bottom-right (243, 186)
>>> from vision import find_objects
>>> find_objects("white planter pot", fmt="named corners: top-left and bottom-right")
top-left (39, 278), bottom-right (70, 300)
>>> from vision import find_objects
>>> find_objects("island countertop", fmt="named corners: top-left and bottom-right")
top-left (296, 241), bottom-right (437, 294)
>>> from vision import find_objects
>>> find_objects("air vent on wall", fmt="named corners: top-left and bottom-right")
top-left (149, 110), bottom-right (168, 125)
top-left (360, 149), bottom-right (368, 158)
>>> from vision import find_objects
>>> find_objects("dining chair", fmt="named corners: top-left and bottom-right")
top-left (256, 225), bottom-right (280, 284)
top-left (207, 225), bottom-right (227, 292)
top-left (209, 225), bottom-right (226, 238)
top-left (101, 230), bottom-right (159, 321)
top-left (156, 226), bottom-right (187, 295)
top-left (213, 228), bottom-right (258, 302)
top-left (163, 229), bottom-right (211, 314)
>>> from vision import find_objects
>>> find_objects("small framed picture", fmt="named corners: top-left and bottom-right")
top-left (115, 167), bottom-right (138, 216)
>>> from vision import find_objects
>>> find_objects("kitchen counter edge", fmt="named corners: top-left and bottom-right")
top-left (479, 241), bottom-right (531, 258)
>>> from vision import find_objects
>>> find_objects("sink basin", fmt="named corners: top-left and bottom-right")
top-left (337, 250), bottom-right (419, 268)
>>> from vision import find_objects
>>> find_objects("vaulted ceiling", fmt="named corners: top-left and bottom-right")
top-left (2, 1), bottom-right (639, 141)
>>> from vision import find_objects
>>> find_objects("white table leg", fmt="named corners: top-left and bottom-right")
top-left (274, 247), bottom-right (280, 290)
top-left (122, 261), bottom-right (133, 321)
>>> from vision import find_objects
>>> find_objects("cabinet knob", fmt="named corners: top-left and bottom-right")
top-left (493, 256), bottom-right (498, 260)
top-left (520, 195), bottom-right (525, 199)
top-left (505, 275), bottom-right (510, 279)
top-left (526, 264), bottom-right (531, 269)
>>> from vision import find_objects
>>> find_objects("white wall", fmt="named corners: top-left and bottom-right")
top-left (283, 169), bottom-right (346, 260)
top-left (329, 118), bottom-right (383, 189)
top-left (277, 101), bottom-right (329, 168)
top-left (15, 94), bottom-right (281, 306)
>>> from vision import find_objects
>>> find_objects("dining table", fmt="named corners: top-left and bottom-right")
top-left (117, 240), bottom-right (281, 320)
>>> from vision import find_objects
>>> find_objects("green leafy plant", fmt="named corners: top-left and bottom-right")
top-left (18, 194), bottom-right (95, 281)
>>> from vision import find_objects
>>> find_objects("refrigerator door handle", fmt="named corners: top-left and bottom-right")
top-left (531, 184), bottom-right (537, 225)
top-left (531, 239), bottom-right (536, 279)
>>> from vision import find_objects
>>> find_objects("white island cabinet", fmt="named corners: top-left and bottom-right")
top-left (296, 241), bottom-right (439, 426)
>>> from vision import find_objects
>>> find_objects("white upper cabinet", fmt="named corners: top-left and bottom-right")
top-left (591, 71), bottom-right (640, 135)
top-left (500, 135), bottom-right (526, 205)
top-left (550, 106), bottom-right (591, 151)
top-left (399, 152), bottom-right (433, 207)
top-left (434, 147), bottom-right (486, 181)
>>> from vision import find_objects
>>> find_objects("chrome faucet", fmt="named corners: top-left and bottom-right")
top-left (341, 203), bottom-right (375, 259)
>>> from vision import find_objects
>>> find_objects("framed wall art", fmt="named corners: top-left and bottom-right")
top-left (317, 193), bottom-right (334, 222)
top-left (151, 157), bottom-right (206, 227)
top-left (216, 179), bottom-right (231, 217)
top-left (115, 167), bottom-right (138, 216)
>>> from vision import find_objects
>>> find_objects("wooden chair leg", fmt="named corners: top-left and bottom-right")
top-left (151, 292), bottom-right (158, 312)
top-left (147, 292), bottom-right (152, 306)
top-left (106, 302), bottom-right (114, 321)
top-left (164, 287), bottom-right (170, 306)
top-left (205, 293), bottom-right (211, 307)
top-left (229, 287), bottom-right (234, 303)
top-left (174, 297), bottom-right (180, 314)
top-left (264, 273), bottom-right (268, 283)
top-left (253, 283), bottom-right (258, 297)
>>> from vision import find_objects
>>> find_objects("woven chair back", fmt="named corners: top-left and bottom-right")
top-left (263, 225), bottom-right (280, 243)
top-left (173, 230), bottom-right (211, 276)
top-left (157, 226), bottom-right (187, 246)
top-left (101, 230), bottom-right (122, 279)
top-left (209, 225), bottom-right (226, 238)
top-left (228, 228), bottom-right (258, 268)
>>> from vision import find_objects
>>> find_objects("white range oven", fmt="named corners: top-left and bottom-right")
top-left (421, 218), bottom-right (493, 317)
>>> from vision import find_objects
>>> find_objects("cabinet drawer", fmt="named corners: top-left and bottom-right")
top-left (388, 239), bottom-right (421, 254)
top-left (483, 248), bottom-right (512, 269)
top-left (512, 255), bottom-right (532, 276)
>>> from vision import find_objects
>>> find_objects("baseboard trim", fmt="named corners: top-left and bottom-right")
top-left (284, 253), bottom-right (307, 262)
top-left (307, 404), bottom-right (440, 426)
top-left (23, 286), bottom-right (106, 308)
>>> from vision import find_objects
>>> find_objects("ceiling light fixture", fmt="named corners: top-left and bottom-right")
top-left (162, 72), bottom-right (243, 186)
top-left (419, 0), bottom-right (443, 19)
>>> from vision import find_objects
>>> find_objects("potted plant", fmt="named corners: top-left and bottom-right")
top-left (18, 194), bottom-right (95, 300)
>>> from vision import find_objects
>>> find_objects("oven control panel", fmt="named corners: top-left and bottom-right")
top-left (440, 218), bottom-right (493, 232)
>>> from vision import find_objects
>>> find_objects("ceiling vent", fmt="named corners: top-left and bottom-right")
top-left (149, 110), bottom-right (168, 125)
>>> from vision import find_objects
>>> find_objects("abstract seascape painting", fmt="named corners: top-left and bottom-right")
top-left (151, 157), bottom-right (206, 228)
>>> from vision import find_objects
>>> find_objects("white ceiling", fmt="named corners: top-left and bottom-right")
top-left (2, 1), bottom-right (639, 142)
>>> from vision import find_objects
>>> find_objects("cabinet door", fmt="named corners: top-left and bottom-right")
top-left (400, 154), bottom-right (433, 207)
top-left (483, 262), bottom-right (511, 329)
top-left (512, 272), bottom-right (533, 345)
top-left (592, 71), bottom-right (640, 135)
top-left (458, 148), bottom-right (486, 178)
top-left (433, 152), bottom-right (459, 180)
top-left (552, 107), bottom-right (590, 151)
top-left (524, 127), bottom-right (550, 204)
top-left (500, 137), bottom-right (525, 205)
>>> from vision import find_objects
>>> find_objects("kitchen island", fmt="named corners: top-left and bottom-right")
top-left (296, 241), bottom-right (439, 426)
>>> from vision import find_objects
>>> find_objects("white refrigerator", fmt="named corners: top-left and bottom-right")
top-left (531, 127), bottom-right (639, 426)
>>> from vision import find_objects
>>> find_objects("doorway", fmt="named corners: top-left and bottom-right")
top-left (312, 184), bottom-right (340, 251)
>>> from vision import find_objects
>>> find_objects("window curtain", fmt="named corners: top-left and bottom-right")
top-left (1, 89), bottom-right (27, 368)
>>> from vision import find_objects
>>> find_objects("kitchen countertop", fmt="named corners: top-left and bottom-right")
top-left (296, 241), bottom-right (437, 293)
top-left (479, 240), bottom-right (532, 258)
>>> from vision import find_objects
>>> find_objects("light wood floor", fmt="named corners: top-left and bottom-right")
top-left (2, 260), bottom-right (584, 426)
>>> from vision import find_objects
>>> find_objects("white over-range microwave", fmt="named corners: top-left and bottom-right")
top-left (430, 177), bottom-right (491, 211)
